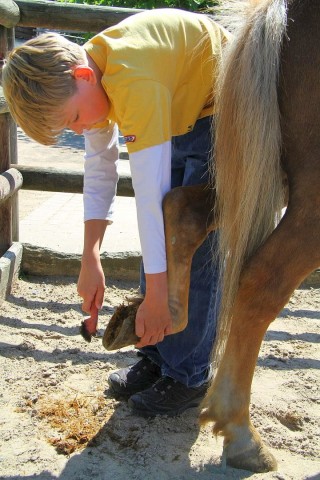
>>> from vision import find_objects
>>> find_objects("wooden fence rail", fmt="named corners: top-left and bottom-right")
top-left (14, 0), bottom-right (142, 32)
top-left (1, 0), bottom-right (142, 31)
top-left (0, 167), bottom-right (23, 204)
top-left (13, 164), bottom-right (134, 196)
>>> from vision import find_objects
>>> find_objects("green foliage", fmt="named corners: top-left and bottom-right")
top-left (57, 0), bottom-right (214, 12)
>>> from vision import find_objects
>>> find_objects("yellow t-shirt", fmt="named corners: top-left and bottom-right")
top-left (84, 9), bottom-right (230, 153)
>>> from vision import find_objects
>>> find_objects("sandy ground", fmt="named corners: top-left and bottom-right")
top-left (0, 275), bottom-right (319, 480)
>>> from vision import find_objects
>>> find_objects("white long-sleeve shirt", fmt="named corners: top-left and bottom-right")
top-left (83, 124), bottom-right (171, 273)
top-left (83, 124), bottom-right (119, 225)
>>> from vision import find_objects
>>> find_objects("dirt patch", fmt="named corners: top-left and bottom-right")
top-left (0, 276), bottom-right (319, 480)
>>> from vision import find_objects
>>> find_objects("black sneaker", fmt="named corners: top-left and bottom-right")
top-left (128, 376), bottom-right (208, 417)
top-left (108, 356), bottom-right (161, 398)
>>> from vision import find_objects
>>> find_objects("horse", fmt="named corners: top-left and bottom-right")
top-left (161, 0), bottom-right (320, 473)
top-left (102, 0), bottom-right (319, 470)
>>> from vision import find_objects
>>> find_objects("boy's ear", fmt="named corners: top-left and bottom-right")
top-left (72, 65), bottom-right (96, 84)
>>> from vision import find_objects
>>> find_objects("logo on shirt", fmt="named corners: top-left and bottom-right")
top-left (124, 135), bottom-right (136, 143)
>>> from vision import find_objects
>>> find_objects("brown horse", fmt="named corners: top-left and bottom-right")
top-left (162, 0), bottom-right (320, 473)
top-left (102, 0), bottom-right (319, 470)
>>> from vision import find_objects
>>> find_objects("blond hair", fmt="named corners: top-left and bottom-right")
top-left (2, 32), bottom-right (84, 145)
top-left (211, 0), bottom-right (287, 367)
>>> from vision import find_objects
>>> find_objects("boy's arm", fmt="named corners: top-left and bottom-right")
top-left (78, 124), bottom-right (119, 313)
top-left (78, 219), bottom-right (108, 313)
top-left (129, 142), bottom-right (171, 274)
top-left (129, 142), bottom-right (173, 347)
top-left (83, 124), bottom-right (119, 223)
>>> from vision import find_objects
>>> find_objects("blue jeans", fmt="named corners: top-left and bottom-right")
top-left (140, 116), bottom-right (220, 387)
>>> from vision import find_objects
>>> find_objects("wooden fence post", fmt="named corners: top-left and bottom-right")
top-left (0, 26), bottom-right (12, 256)
top-left (6, 27), bottom-right (19, 241)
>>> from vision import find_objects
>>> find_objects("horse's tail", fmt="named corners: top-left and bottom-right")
top-left (212, 0), bottom-right (288, 367)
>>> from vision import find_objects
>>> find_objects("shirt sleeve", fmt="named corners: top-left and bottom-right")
top-left (129, 141), bottom-right (171, 274)
top-left (83, 123), bottom-right (119, 223)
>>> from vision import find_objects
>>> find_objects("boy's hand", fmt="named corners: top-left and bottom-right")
top-left (77, 254), bottom-right (105, 313)
top-left (78, 219), bottom-right (107, 313)
top-left (135, 272), bottom-right (173, 348)
top-left (78, 220), bottom-right (107, 314)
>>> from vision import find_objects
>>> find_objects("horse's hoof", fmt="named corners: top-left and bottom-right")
top-left (102, 297), bottom-right (142, 350)
top-left (227, 448), bottom-right (277, 473)
top-left (226, 445), bottom-right (277, 473)
top-left (224, 425), bottom-right (277, 473)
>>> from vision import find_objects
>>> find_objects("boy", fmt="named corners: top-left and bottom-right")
top-left (2, 9), bottom-right (229, 417)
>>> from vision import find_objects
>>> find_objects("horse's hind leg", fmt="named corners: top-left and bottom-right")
top-left (162, 183), bottom-right (216, 332)
top-left (202, 2), bottom-right (320, 472)
top-left (201, 197), bottom-right (320, 472)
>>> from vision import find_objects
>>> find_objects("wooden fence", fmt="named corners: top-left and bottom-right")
top-left (0, 0), bottom-right (138, 268)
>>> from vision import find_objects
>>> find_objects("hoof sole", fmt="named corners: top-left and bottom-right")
top-left (102, 297), bottom-right (142, 350)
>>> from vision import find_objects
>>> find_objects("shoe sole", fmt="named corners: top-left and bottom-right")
top-left (107, 378), bottom-right (162, 399)
top-left (128, 397), bottom-right (203, 418)
top-left (107, 379), bottom-right (136, 399)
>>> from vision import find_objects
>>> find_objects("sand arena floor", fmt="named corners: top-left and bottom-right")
top-left (0, 275), bottom-right (319, 480)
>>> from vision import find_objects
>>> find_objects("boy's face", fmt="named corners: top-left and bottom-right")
top-left (61, 65), bottom-right (109, 135)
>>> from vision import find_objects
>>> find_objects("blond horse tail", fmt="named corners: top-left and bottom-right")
top-left (211, 0), bottom-right (287, 367)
